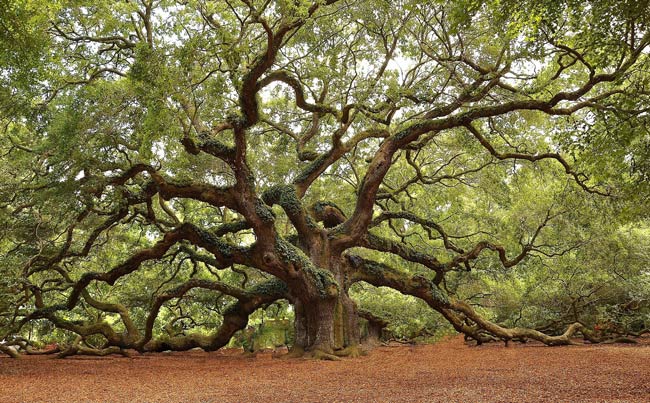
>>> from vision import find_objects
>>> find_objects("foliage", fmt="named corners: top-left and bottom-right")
top-left (1, 0), bottom-right (649, 357)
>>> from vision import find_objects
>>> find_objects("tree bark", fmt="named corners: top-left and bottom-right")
top-left (0, 344), bottom-right (20, 359)
top-left (286, 249), bottom-right (361, 358)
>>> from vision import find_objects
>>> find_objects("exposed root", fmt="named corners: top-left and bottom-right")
top-left (278, 345), bottom-right (306, 359)
top-left (312, 349), bottom-right (341, 361)
top-left (334, 345), bottom-right (366, 358)
top-left (278, 345), bottom-right (345, 360)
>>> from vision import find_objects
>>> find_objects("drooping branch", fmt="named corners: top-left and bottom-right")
top-left (347, 254), bottom-right (586, 346)
top-left (347, 254), bottom-right (449, 308)
top-left (371, 211), bottom-right (465, 254)
top-left (445, 300), bottom-right (585, 346)
top-left (24, 301), bottom-right (130, 348)
top-left (80, 291), bottom-right (141, 343)
top-left (141, 279), bottom-right (288, 353)
top-left (56, 336), bottom-right (131, 359)
top-left (137, 278), bottom-right (287, 351)
top-left (361, 233), bottom-right (446, 283)
top-left (0, 344), bottom-right (20, 359)
top-left (334, 31), bottom-right (649, 246)
top-left (19, 283), bottom-right (135, 349)
top-left (23, 274), bottom-right (287, 358)
top-left (65, 223), bottom-right (255, 310)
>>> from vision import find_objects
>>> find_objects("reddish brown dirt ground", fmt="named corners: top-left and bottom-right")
top-left (1, 336), bottom-right (649, 403)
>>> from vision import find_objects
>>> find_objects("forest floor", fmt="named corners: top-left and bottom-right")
top-left (1, 335), bottom-right (649, 403)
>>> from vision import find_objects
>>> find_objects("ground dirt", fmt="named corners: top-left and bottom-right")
top-left (1, 336), bottom-right (649, 402)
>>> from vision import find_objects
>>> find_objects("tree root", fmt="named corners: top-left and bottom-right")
top-left (334, 345), bottom-right (366, 358)
top-left (312, 349), bottom-right (341, 361)
top-left (278, 345), bottom-right (366, 361)
top-left (278, 345), bottom-right (305, 359)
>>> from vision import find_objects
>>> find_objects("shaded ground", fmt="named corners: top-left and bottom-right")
top-left (1, 336), bottom-right (649, 403)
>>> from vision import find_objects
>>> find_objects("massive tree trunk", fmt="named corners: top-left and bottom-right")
top-left (291, 291), bottom-right (361, 358)
top-left (286, 236), bottom-right (361, 358)
top-left (358, 309), bottom-right (389, 346)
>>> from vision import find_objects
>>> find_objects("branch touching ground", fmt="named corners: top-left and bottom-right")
top-left (0, 344), bottom-right (20, 359)
top-left (57, 337), bottom-right (131, 359)
top-left (346, 254), bottom-right (610, 347)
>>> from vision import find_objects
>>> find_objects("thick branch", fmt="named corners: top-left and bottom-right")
top-left (66, 223), bottom-right (254, 310)
top-left (361, 233), bottom-right (445, 282)
top-left (261, 185), bottom-right (319, 242)
top-left (348, 254), bottom-right (588, 347)
top-left (447, 300), bottom-right (584, 346)
top-left (239, 1), bottom-right (339, 127)
top-left (336, 40), bottom-right (646, 245)
top-left (142, 279), bottom-right (287, 352)
top-left (347, 254), bottom-right (449, 308)
top-left (257, 71), bottom-right (340, 117)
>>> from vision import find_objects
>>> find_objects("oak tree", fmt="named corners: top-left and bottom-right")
top-left (2, 0), bottom-right (649, 358)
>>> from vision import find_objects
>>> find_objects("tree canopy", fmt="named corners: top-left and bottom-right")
top-left (1, 0), bottom-right (649, 359)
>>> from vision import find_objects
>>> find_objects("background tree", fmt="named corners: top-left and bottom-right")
top-left (1, 0), bottom-right (649, 358)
